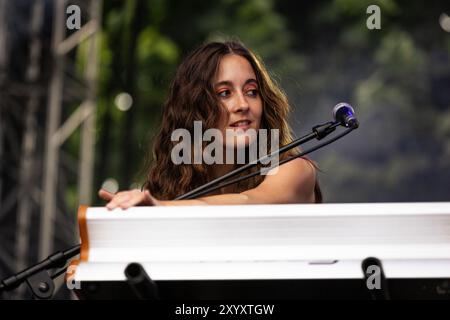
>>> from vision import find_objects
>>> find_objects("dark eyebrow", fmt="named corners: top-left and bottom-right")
top-left (213, 78), bottom-right (258, 88)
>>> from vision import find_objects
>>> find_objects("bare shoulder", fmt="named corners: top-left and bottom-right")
top-left (272, 157), bottom-right (316, 189)
top-left (247, 157), bottom-right (317, 203)
top-left (280, 157), bottom-right (316, 176)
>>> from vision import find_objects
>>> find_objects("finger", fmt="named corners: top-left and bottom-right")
top-left (120, 189), bottom-right (156, 209)
top-left (106, 193), bottom-right (132, 210)
top-left (109, 190), bottom-right (146, 210)
top-left (98, 189), bottom-right (115, 201)
top-left (118, 195), bottom-right (145, 210)
top-left (119, 196), bottom-right (143, 210)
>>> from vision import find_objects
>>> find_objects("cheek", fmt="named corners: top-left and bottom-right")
top-left (219, 98), bottom-right (232, 111)
top-left (252, 100), bottom-right (263, 127)
top-left (217, 102), bottom-right (231, 129)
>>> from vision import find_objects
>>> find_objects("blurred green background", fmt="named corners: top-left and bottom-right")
top-left (91, 0), bottom-right (450, 203)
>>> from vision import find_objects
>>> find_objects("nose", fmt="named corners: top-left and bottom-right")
top-left (231, 91), bottom-right (250, 113)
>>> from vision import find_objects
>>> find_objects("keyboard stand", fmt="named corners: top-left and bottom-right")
top-left (362, 257), bottom-right (390, 300)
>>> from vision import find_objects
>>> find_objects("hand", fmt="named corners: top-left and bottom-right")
top-left (98, 188), bottom-right (161, 210)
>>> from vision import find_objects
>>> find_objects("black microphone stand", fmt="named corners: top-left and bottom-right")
top-left (185, 124), bottom-right (355, 199)
top-left (0, 245), bottom-right (80, 299)
top-left (175, 120), bottom-right (341, 200)
top-left (0, 118), bottom-right (357, 299)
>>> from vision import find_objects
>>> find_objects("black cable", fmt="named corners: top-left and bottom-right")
top-left (183, 127), bottom-right (355, 199)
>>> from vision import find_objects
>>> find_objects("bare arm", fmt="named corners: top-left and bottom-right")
top-left (100, 158), bottom-right (316, 210)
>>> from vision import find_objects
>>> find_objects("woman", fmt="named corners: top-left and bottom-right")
top-left (99, 41), bottom-right (322, 208)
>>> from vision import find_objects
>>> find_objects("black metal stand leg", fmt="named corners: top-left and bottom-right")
top-left (125, 262), bottom-right (159, 300)
top-left (362, 257), bottom-right (390, 300)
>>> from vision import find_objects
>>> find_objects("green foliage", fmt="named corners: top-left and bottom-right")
top-left (79, 0), bottom-right (449, 203)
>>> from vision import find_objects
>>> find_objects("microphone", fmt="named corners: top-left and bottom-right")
top-left (333, 102), bottom-right (359, 128)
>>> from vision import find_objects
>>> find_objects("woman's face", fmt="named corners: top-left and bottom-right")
top-left (213, 54), bottom-right (263, 149)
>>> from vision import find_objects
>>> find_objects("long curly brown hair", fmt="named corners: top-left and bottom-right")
top-left (141, 41), bottom-right (322, 202)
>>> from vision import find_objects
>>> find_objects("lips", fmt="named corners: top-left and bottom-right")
top-left (229, 119), bottom-right (252, 129)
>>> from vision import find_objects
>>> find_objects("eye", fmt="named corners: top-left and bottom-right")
top-left (246, 89), bottom-right (258, 97)
top-left (217, 90), bottom-right (231, 98)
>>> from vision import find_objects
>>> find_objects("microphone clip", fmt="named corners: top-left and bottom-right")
top-left (313, 121), bottom-right (338, 140)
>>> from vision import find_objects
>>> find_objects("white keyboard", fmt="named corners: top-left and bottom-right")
top-left (71, 202), bottom-right (450, 282)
